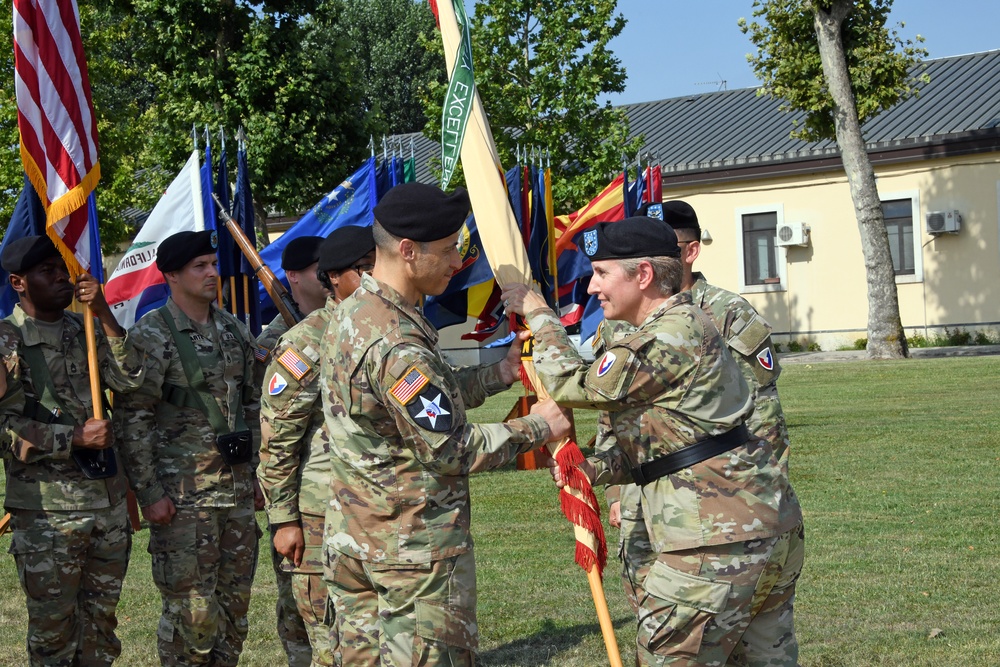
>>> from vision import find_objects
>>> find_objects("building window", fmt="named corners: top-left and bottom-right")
top-left (882, 199), bottom-right (915, 276)
top-left (742, 211), bottom-right (779, 286)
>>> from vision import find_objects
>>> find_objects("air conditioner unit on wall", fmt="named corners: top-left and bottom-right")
top-left (776, 221), bottom-right (810, 247)
top-left (925, 210), bottom-right (961, 235)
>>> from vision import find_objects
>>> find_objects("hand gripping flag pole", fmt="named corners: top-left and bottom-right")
top-left (431, 2), bottom-right (622, 664)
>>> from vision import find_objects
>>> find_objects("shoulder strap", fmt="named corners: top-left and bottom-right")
top-left (158, 306), bottom-right (244, 435)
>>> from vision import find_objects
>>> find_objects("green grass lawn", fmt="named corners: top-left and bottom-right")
top-left (2, 356), bottom-right (1000, 665)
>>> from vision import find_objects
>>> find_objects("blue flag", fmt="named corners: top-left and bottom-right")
top-left (200, 140), bottom-right (218, 233)
top-left (579, 294), bottom-right (604, 346)
top-left (0, 174), bottom-right (47, 317)
top-left (231, 139), bottom-right (262, 333)
top-left (375, 160), bottom-right (391, 200)
top-left (86, 193), bottom-right (104, 284)
top-left (257, 158), bottom-right (378, 319)
top-left (215, 134), bottom-right (237, 280)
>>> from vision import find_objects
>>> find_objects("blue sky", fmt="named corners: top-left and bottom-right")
top-left (604, 0), bottom-right (999, 105)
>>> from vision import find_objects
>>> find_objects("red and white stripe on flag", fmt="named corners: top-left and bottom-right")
top-left (13, 0), bottom-right (100, 276)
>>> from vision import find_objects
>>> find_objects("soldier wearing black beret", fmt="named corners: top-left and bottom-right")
top-left (320, 186), bottom-right (571, 666)
top-left (119, 230), bottom-right (263, 663)
top-left (575, 216), bottom-right (682, 261)
top-left (637, 200), bottom-right (701, 237)
top-left (0, 234), bottom-right (144, 665)
top-left (255, 234), bottom-right (329, 393)
top-left (155, 229), bottom-right (218, 273)
top-left (257, 223), bottom-right (376, 666)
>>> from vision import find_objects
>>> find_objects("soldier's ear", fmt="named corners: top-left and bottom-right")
top-left (398, 238), bottom-right (416, 261)
top-left (9, 273), bottom-right (26, 295)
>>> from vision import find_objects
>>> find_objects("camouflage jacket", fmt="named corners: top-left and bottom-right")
top-left (602, 276), bottom-right (798, 520)
top-left (527, 292), bottom-right (797, 552)
top-left (258, 298), bottom-right (334, 523)
top-left (0, 306), bottom-right (145, 511)
top-left (254, 313), bottom-right (290, 391)
top-left (118, 299), bottom-right (260, 508)
top-left (321, 273), bottom-right (551, 565)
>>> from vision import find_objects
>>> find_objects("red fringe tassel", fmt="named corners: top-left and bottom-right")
top-left (556, 442), bottom-right (608, 577)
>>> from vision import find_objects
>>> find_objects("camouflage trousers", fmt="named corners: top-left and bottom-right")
top-left (624, 522), bottom-right (804, 667)
top-left (272, 513), bottom-right (335, 667)
top-left (8, 502), bottom-right (131, 667)
top-left (148, 504), bottom-right (260, 666)
top-left (325, 549), bottom-right (478, 666)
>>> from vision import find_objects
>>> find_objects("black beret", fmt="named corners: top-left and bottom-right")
top-left (156, 230), bottom-right (218, 272)
top-left (317, 226), bottom-right (376, 273)
top-left (373, 183), bottom-right (470, 242)
top-left (637, 200), bottom-right (700, 235)
top-left (282, 235), bottom-right (324, 271)
top-left (575, 217), bottom-right (681, 261)
top-left (1, 235), bottom-right (61, 274)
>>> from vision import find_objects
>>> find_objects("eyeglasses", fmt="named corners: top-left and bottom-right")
top-left (351, 263), bottom-right (375, 276)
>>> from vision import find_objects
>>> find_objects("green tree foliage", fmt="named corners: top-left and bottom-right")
top-left (739, 0), bottom-right (927, 142)
top-left (1, 0), bottom-right (374, 247)
top-left (333, 0), bottom-right (444, 135)
top-left (132, 0), bottom-right (372, 218)
top-left (423, 0), bottom-right (642, 211)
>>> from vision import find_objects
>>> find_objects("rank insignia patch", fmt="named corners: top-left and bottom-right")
top-left (389, 367), bottom-right (430, 405)
top-left (756, 347), bottom-right (774, 371)
top-left (268, 372), bottom-right (288, 395)
top-left (277, 348), bottom-right (311, 380)
top-left (406, 387), bottom-right (453, 432)
top-left (596, 351), bottom-right (617, 377)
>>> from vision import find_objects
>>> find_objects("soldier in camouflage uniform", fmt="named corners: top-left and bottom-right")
top-left (118, 230), bottom-right (262, 667)
top-left (255, 235), bottom-right (329, 384)
top-left (596, 201), bottom-right (804, 665)
top-left (502, 217), bottom-right (801, 667)
top-left (320, 183), bottom-right (571, 667)
top-left (254, 234), bottom-right (331, 665)
top-left (0, 235), bottom-right (145, 666)
top-left (258, 226), bottom-right (377, 667)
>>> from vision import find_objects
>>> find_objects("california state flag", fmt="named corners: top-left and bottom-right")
top-left (105, 151), bottom-right (205, 328)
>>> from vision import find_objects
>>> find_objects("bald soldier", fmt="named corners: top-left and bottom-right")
top-left (320, 182), bottom-right (572, 666)
top-left (258, 225), bottom-right (376, 667)
top-left (596, 201), bottom-right (804, 665)
top-left (119, 230), bottom-right (262, 666)
top-left (0, 235), bottom-right (145, 666)
top-left (502, 217), bottom-right (801, 667)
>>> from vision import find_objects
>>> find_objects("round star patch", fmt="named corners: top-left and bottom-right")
top-left (406, 385), bottom-right (453, 432)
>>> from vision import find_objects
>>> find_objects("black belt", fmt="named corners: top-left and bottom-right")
top-left (631, 424), bottom-right (750, 486)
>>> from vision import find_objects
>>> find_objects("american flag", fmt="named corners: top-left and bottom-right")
top-left (277, 348), bottom-right (311, 381)
top-left (13, 0), bottom-right (101, 277)
top-left (389, 368), bottom-right (429, 405)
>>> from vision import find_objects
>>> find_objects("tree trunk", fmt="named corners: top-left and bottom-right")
top-left (253, 199), bottom-right (270, 248)
top-left (813, 1), bottom-right (908, 359)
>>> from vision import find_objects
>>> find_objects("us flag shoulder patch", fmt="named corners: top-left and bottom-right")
top-left (254, 346), bottom-right (270, 363)
top-left (389, 367), bottom-right (430, 406)
top-left (277, 348), bottom-right (311, 380)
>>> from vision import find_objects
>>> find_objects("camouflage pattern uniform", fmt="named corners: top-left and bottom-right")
top-left (119, 299), bottom-right (261, 667)
top-left (259, 299), bottom-right (338, 667)
top-left (0, 305), bottom-right (144, 666)
top-left (526, 293), bottom-right (801, 667)
top-left (321, 274), bottom-right (552, 667)
top-left (254, 311), bottom-right (313, 665)
top-left (599, 274), bottom-right (804, 665)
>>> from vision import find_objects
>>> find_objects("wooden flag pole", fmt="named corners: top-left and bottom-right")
top-left (83, 303), bottom-right (141, 531)
top-left (432, 1), bottom-right (621, 663)
top-left (242, 275), bottom-right (251, 325)
top-left (521, 357), bottom-right (623, 667)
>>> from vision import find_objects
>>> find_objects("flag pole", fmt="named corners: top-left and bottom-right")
top-left (432, 1), bottom-right (621, 664)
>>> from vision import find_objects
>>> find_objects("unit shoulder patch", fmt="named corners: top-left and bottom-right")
top-left (405, 386), bottom-right (453, 432)
top-left (268, 372), bottom-right (288, 396)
